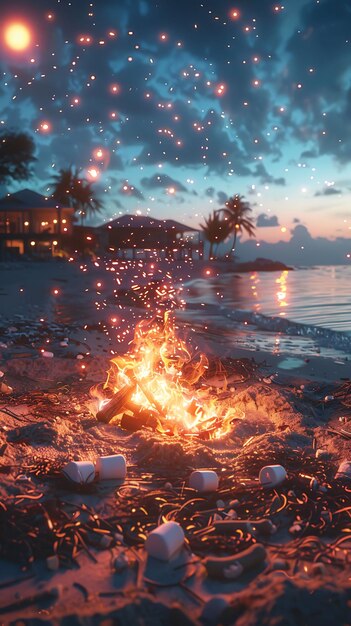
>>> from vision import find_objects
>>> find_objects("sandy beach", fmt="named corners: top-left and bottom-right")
top-left (0, 259), bottom-right (351, 625)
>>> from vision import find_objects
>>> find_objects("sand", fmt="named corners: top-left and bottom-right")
top-left (0, 259), bottom-right (350, 625)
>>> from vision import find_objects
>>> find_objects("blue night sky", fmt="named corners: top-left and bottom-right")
top-left (0, 0), bottom-right (351, 258)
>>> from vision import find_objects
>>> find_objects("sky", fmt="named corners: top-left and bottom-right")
top-left (0, 0), bottom-right (351, 262)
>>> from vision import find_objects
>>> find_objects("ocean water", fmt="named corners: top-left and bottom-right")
top-left (179, 265), bottom-right (351, 361)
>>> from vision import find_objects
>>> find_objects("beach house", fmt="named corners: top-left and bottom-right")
top-left (99, 214), bottom-right (202, 260)
top-left (0, 189), bottom-right (74, 258)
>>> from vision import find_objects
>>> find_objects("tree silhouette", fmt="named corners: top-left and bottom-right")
top-left (50, 166), bottom-right (103, 224)
top-left (0, 130), bottom-right (36, 185)
top-left (200, 211), bottom-right (231, 259)
top-left (218, 194), bottom-right (255, 257)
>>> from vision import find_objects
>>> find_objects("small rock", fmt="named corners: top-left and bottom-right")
top-left (272, 559), bottom-right (289, 571)
top-left (0, 381), bottom-right (13, 394)
top-left (46, 555), bottom-right (60, 571)
top-left (100, 535), bottom-right (113, 549)
top-left (316, 449), bottom-right (329, 459)
top-left (324, 395), bottom-right (334, 402)
top-left (216, 499), bottom-right (226, 510)
top-left (200, 597), bottom-right (229, 624)
top-left (114, 553), bottom-right (129, 573)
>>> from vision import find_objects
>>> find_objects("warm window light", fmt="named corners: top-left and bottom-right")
top-left (53, 219), bottom-right (58, 224)
top-left (53, 240), bottom-right (58, 246)
top-left (62, 219), bottom-right (67, 224)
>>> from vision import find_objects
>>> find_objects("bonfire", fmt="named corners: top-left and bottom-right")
top-left (94, 311), bottom-right (238, 438)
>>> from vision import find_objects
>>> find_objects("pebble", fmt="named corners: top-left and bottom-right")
top-left (46, 555), bottom-right (60, 571)
top-left (315, 449), bottom-right (329, 459)
top-left (289, 523), bottom-right (302, 534)
top-left (99, 535), bottom-right (113, 549)
top-left (272, 558), bottom-right (289, 571)
top-left (216, 499), bottom-right (226, 510)
top-left (335, 461), bottom-right (351, 480)
top-left (200, 597), bottom-right (229, 624)
top-left (0, 381), bottom-right (13, 394)
top-left (114, 553), bottom-right (129, 573)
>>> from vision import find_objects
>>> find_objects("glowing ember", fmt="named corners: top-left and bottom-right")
top-left (95, 312), bottom-right (238, 438)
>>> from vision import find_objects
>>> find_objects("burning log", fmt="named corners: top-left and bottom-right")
top-left (127, 371), bottom-right (168, 418)
top-left (120, 411), bottom-right (159, 432)
top-left (96, 383), bottom-right (136, 423)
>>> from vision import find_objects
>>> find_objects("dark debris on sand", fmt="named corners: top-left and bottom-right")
top-left (0, 346), bottom-right (351, 624)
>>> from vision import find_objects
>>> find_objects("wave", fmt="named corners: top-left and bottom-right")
top-left (183, 303), bottom-right (351, 354)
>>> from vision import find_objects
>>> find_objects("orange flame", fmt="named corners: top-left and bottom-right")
top-left (95, 312), bottom-right (238, 439)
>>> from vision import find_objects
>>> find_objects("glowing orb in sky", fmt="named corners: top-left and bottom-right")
top-left (4, 22), bottom-right (31, 51)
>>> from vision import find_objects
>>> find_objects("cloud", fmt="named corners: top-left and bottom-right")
top-left (238, 224), bottom-right (351, 266)
top-left (205, 187), bottom-right (215, 198)
top-left (140, 173), bottom-right (187, 192)
top-left (256, 213), bottom-right (280, 227)
top-left (253, 163), bottom-right (286, 186)
top-left (119, 181), bottom-right (144, 199)
top-left (217, 191), bottom-right (228, 205)
top-left (314, 187), bottom-right (342, 196)
top-left (284, 0), bottom-right (351, 163)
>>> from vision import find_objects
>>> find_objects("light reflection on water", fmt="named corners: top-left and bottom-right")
top-left (183, 265), bottom-right (351, 335)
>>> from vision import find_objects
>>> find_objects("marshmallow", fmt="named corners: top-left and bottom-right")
top-left (42, 351), bottom-right (54, 358)
top-left (145, 521), bottom-right (184, 561)
top-left (62, 461), bottom-right (95, 484)
top-left (95, 454), bottom-right (127, 480)
top-left (259, 464), bottom-right (286, 488)
top-left (189, 470), bottom-right (219, 492)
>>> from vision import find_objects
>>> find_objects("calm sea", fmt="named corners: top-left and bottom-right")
top-left (179, 265), bottom-right (351, 361)
top-left (183, 265), bottom-right (351, 334)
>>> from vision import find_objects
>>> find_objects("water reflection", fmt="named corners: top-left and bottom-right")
top-left (275, 271), bottom-right (289, 315)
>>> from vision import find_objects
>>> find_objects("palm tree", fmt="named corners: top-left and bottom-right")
top-left (0, 130), bottom-right (36, 185)
top-left (50, 166), bottom-right (103, 225)
top-left (218, 194), bottom-right (255, 257)
top-left (200, 211), bottom-right (231, 260)
top-left (73, 179), bottom-right (103, 225)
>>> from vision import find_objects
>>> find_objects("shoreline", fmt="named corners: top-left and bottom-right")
top-left (0, 259), bottom-right (351, 623)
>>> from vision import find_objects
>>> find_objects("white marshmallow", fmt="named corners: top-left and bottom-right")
top-left (145, 521), bottom-right (184, 561)
top-left (95, 454), bottom-right (127, 480)
top-left (189, 470), bottom-right (219, 492)
top-left (259, 464), bottom-right (286, 488)
top-left (42, 351), bottom-right (54, 358)
top-left (62, 461), bottom-right (95, 484)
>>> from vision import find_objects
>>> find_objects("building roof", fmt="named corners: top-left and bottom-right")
top-left (100, 214), bottom-right (198, 232)
top-left (0, 189), bottom-right (71, 211)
